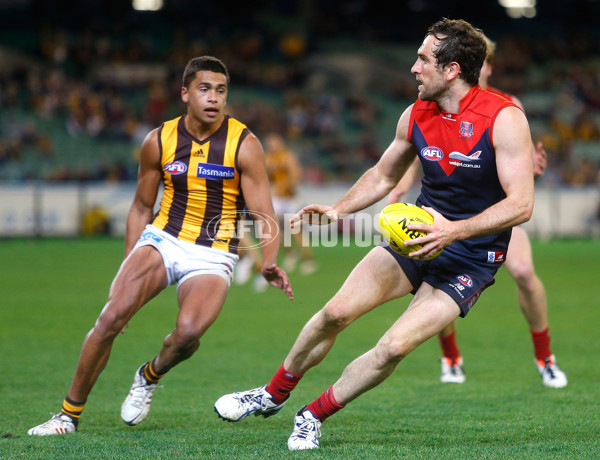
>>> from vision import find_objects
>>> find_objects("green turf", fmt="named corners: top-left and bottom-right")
top-left (1, 237), bottom-right (599, 459)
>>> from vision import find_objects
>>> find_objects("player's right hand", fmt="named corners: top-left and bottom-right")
top-left (262, 264), bottom-right (294, 300)
top-left (405, 206), bottom-right (454, 259)
top-left (290, 205), bottom-right (339, 228)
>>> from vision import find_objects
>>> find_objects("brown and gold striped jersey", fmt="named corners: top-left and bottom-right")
top-left (151, 114), bottom-right (248, 254)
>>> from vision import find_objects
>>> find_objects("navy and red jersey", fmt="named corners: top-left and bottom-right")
top-left (408, 85), bottom-right (517, 263)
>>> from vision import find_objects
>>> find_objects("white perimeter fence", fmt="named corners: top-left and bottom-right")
top-left (0, 183), bottom-right (598, 240)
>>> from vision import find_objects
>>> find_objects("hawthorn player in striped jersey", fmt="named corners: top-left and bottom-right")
top-left (28, 56), bottom-right (293, 436)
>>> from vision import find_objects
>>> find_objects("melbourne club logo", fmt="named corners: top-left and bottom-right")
top-left (459, 121), bottom-right (474, 138)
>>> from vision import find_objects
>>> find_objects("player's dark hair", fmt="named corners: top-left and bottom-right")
top-left (182, 56), bottom-right (230, 88)
top-left (427, 18), bottom-right (487, 86)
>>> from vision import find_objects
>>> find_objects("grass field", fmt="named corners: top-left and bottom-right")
top-left (1, 237), bottom-right (599, 459)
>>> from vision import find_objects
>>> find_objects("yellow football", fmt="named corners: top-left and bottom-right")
top-left (378, 203), bottom-right (441, 259)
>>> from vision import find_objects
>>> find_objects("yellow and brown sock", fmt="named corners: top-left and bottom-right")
top-left (61, 396), bottom-right (85, 426)
top-left (141, 358), bottom-right (165, 384)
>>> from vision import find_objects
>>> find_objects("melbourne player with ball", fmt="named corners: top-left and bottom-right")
top-left (378, 202), bottom-right (442, 259)
top-left (214, 18), bottom-right (535, 450)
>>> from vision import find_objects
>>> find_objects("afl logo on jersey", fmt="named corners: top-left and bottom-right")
top-left (421, 146), bottom-right (443, 161)
top-left (164, 161), bottom-right (188, 175)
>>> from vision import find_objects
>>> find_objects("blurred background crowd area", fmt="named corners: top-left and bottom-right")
top-left (1, 0), bottom-right (600, 186)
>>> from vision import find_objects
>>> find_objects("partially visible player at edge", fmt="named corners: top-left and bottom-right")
top-left (389, 34), bottom-right (567, 389)
top-left (28, 56), bottom-right (293, 436)
top-left (214, 18), bottom-right (535, 450)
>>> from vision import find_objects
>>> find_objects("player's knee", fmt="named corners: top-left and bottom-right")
top-left (320, 302), bottom-right (353, 330)
top-left (376, 335), bottom-right (411, 365)
top-left (94, 308), bottom-right (128, 339)
top-left (510, 262), bottom-right (536, 291)
top-left (171, 327), bottom-right (202, 355)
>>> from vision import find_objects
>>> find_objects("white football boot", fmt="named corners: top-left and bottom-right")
top-left (440, 357), bottom-right (466, 384)
top-left (535, 355), bottom-right (568, 388)
top-left (214, 385), bottom-right (287, 422)
top-left (121, 363), bottom-right (160, 426)
top-left (28, 413), bottom-right (77, 436)
top-left (287, 407), bottom-right (322, 451)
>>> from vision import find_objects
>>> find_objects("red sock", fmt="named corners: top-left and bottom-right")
top-left (265, 363), bottom-right (302, 404)
top-left (438, 331), bottom-right (461, 362)
top-left (531, 328), bottom-right (551, 361)
top-left (305, 386), bottom-right (345, 422)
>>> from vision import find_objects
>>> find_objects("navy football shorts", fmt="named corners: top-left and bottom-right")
top-left (379, 241), bottom-right (500, 317)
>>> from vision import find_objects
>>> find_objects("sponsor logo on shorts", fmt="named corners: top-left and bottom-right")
top-left (487, 251), bottom-right (506, 264)
top-left (164, 161), bottom-right (187, 175)
top-left (450, 282), bottom-right (465, 298)
top-left (139, 232), bottom-right (163, 244)
top-left (197, 164), bottom-right (235, 180)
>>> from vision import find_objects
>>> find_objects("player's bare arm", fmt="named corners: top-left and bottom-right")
top-left (408, 106), bottom-right (534, 259)
top-left (457, 105), bottom-right (534, 234)
top-left (388, 157), bottom-right (420, 204)
top-left (291, 106), bottom-right (417, 228)
top-left (124, 128), bottom-right (162, 257)
top-left (239, 133), bottom-right (293, 299)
